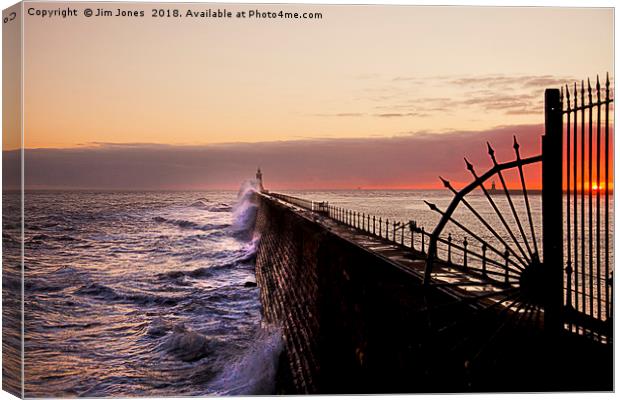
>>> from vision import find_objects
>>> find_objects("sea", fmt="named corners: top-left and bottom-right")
top-left (2, 185), bottom-right (614, 397)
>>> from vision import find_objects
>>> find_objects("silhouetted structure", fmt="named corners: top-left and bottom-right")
top-left (254, 75), bottom-right (613, 393)
top-left (256, 167), bottom-right (264, 192)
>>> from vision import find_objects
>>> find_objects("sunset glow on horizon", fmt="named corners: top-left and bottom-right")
top-left (4, 3), bottom-right (614, 189)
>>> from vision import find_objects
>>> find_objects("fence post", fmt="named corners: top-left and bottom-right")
top-left (421, 227), bottom-right (425, 253)
top-left (447, 233), bottom-right (452, 263)
top-left (463, 237), bottom-right (468, 269)
top-left (543, 88), bottom-right (564, 336)
top-left (481, 243), bottom-right (487, 277)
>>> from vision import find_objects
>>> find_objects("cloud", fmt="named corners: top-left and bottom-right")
top-left (354, 73), bottom-right (596, 117)
top-left (6, 124), bottom-right (551, 191)
top-left (374, 112), bottom-right (429, 118)
top-left (448, 74), bottom-right (577, 89)
top-left (312, 112), bottom-right (365, 117)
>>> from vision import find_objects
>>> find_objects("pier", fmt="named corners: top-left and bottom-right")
top-left (252, 79), bottom-right (613, 393)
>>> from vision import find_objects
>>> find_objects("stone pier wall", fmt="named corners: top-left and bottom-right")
top-left (253, 194), bottom-right (613, 394)
top-left (254, 194), bottom-right (461, 394)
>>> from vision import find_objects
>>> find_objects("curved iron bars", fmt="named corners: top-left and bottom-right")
top-left (418, 136), bottom-right (547, 374)
top-left (423, 137), bottom-right (543, 301)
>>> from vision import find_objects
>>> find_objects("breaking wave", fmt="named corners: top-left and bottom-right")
top-left (231, 180), bottom-right (260, 239)
top-left (159, 323), bottom-right (212, 362)
top-left (22, 184), bottom-right (271, 396)
top-left (210, 325), bottom-right (284, 395)
top-left (190, 200), bottom-right (232, 213)
top-left (152, 216), bottom-right (229, 231)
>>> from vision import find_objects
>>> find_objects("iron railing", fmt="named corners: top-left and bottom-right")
top-left (266, 74), bottom-right (613, 342)
top-left (561, 75), bottom-right (613, 338)
top-left (270, 192), bottom-right (329, 214)
top-left (268, 192), bottom-right (430, 255)
top-left (326, 204), bottom-right (429, 255)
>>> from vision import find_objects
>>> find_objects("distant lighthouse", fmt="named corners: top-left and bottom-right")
top-left (256, 167), bottom-right (265, 192)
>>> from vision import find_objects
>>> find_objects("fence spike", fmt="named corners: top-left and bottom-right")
top-left (581, 80), bottom-right (585, 95)
top-left (574, 82), bottom-right (578, 104)
top-left (486, 142), bottom-right (494, 156)
top-left (513, 135), bottom-right (520, 151)
top-left (424, 200), bottom-right (438, 212)
top-left (487, 142), bottom-right (498, 164)
top-left (588, 78), bottom-right (592, 100)
top-left (439, 176), bottom-right (451, 188)
top-left (464, 157), bottom-right (475, 173)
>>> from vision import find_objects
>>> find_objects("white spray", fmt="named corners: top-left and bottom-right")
top-left (210, 324), bottom-right (284, 395)
top-left (231, 179), bottom-right (260, 237)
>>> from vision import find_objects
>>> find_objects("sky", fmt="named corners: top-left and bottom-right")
top-left (5, 3), bottom-right (615, 189)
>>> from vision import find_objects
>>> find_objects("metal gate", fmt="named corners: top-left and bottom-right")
top-left (421, 74), bottom-right (613, 342)
top-left (559, 76), bottom-right (613, 342)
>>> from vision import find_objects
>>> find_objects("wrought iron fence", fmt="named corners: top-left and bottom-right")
top-left (326, 204), bottom-right (429, 255)
top-left (268, 192), bottom-right (430, 255)
top-left (561, 75), bottom-right (613, 339)
top-left (422, 143), bottom-right (543, 290)
top-left (270, 192), bottom-right (329, 214)
top-left (265, 73), bottom-right (613, 342)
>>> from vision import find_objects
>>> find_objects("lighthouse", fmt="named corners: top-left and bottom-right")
top-left (256, 167), bottom-right (265, 192)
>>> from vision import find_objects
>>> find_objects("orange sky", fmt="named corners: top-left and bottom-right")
top-left (17, 4), bottom-right (613, 150)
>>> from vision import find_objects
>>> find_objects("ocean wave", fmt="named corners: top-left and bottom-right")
top-left (230, 180), bottom-right (259, 240)
top-left (25, 266), bottom-right (84, 292)
top-left (159, 324), bottom-right (212, 362)
top-left (75, 282), bottom-right (179, 307)
top-left (190, 200), bottom-right (210, 209)
top-left (190, 200), bottom-right (232, 213)
top-left (210, 325), bottom-right (283, 395)
top-left (157, 260), bottom-right (240, 282)
top-left (152, 216), bottom-right (229, 232)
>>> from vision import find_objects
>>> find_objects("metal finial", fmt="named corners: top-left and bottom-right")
top-left (424, 200), bottom-right (438, 212)
top-left (487, 142), bottom-right (497, 165)
top-left (464, 157), bottom-right (474, 172)
top-left (513, 135), bottom-right (520, 151)
top-left (486, 142), bottom-right (495, 156)
top-left (606, 73), bottom-right (611, 100)
top-left (587, 78), bottom-right (592, 100)
top-left (439, 176), bottom-right (451, 188)
top-left (581, 80), bottom-right (585, 95)
top-left (573, 82), bottom-right (578, 104)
